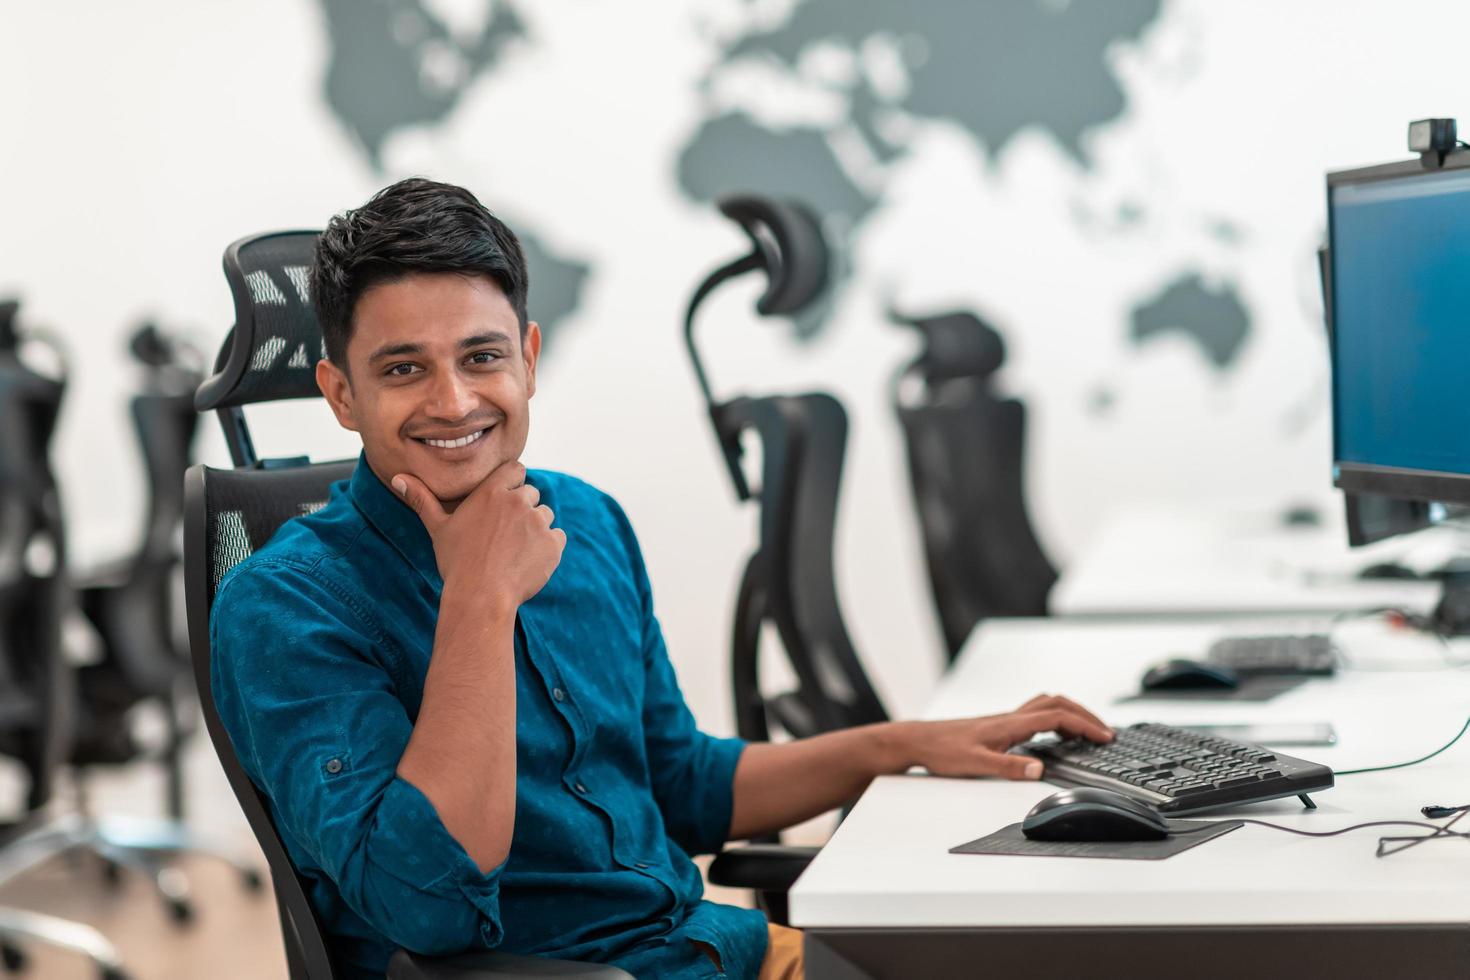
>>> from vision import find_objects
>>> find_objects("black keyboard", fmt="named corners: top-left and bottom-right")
top-left (1019, 722), bottom-right (1334, 815)
top-left (1206, 633), bottom-right (1338, 676)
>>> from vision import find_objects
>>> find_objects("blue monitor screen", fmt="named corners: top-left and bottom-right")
top-left (1331, 169), bottom-right (1470, 477)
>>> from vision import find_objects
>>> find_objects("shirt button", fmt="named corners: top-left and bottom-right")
top-left (574, 782), bottom-right (588, 795)
top-left (552, 687), bottom-right (566, 702)
top-left (325, 759), bottom-right (343, 774)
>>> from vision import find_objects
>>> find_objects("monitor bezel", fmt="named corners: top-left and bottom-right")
top-left (1326, 151), bottom-right (1470, 505)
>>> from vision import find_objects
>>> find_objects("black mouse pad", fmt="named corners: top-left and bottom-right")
top-left (949, 819), bottom-right (1242, 860)
top-left (1119, 675), bottom-right (1308, 703)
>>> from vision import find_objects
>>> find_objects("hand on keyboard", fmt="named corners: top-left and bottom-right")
top-left (898, 693), bottom-right (1114, 781)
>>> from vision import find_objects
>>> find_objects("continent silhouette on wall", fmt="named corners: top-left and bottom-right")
top-left (318, 0), bottom-right (589, 352)
top-left (320, 0), bottom-right (525, 168)
top-left (677, 114), bottom-right (872, 340)
top-left (725, 0), bottom-right (1161, 164)
top-left (679, 0), bottom-right (1164, 341)
top-left (1129, 273), bottom-right (1251, 370)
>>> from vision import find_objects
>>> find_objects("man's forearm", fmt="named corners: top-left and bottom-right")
top-left (397, 583), bottom-right (518, 872)
top-left (727, 722), bottom-right (917, 840)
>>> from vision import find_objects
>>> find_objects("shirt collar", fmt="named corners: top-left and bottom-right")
top-left (348, 452), bottom-right (442, 590)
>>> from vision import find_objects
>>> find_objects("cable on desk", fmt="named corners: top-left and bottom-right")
top-left (1333, 714), bottom-right (1470, 775)
top-left (1327, 608), bottom-right (1470, 671)
top-left (1171, 809), bottom-right (1470, 858)
top-left (1377, 808), bottom-right (1470, 858)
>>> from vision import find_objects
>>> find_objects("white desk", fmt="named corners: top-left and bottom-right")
top-left (1052, 502), bottom-right (1447, 617)
top-left (789, 618), bottom-right (1470, 979)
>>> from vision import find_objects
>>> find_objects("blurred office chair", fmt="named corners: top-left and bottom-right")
top-left (683, 196), bottom-right (888, 743)
top-left (73, 323), bottom-right (205, 818)
top-left (190, 229), bottom-right (741, 977)
top-left (0, 301), bottom-right (131, 979)
top-left (60, 321), bottom-right (264, 927)
top-left (890, 309), bottom-right (1056, 661)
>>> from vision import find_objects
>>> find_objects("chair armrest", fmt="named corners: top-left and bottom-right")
top-left (707, 843), bottom-right (820, 893)
top-left (388, 949), bottom-right (634, 979)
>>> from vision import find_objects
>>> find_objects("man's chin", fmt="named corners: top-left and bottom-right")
top-left (422, 465), bottom-right (502, 511)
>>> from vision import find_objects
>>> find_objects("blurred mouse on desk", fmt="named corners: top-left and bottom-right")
top-left (1140, 658), bottom-right (1240, 692)
top-left (1356, 561), bottom-right (1421, 580)
top-left (1280, 504), bottom-right (1323, 528)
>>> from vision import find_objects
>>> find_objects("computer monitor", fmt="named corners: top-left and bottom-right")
top-left (1327, 155), bottom-right (1470, 507)
top-left (1317, 235), bottom-right (1435, 546)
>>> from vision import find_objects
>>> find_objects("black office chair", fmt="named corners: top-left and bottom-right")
top-left (49, 321), bottom-right (270, 930)
top-left (0, 302), bottom-right (131, 978)
top-left (186, 230), bottom-right (801, 978)
top-left (73, 323), bottom-right (205, 818)
top-left (683, 196), bottom-right (888, 745)
top-left (890, 309), bottom-right (1057, 661)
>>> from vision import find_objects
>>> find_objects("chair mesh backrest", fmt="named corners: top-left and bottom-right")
top-left (723, 393), bottom-right (887, 738)
top-left (185, 460), bottom-right (355, 980)
top-left (197, 231), bottom-right (325, 412)
top-left (202, 461), bottom-right (353, 604)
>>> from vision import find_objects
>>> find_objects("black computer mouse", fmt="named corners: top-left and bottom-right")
top-left (1357, 561), bottom-right (1419, 580)
top-left (1140, 658), bottom-right (1240, 691)
top-left (1280, 504), bottom-right (1322, 527)
top-left (1021, 787), bottom-right (1170, 842)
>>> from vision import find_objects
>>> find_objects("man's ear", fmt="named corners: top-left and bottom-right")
top-left (316, 359), bottom-right (359, 432)
top-left (522, 321), bottom-right (542, 398)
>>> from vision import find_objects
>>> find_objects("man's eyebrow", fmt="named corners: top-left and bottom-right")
top-left (367, 333), bottom-right (512, 364)
top-left (367, 342), bottom-right (423, 363)
top-left (460, 332), bottom-right (512, 348)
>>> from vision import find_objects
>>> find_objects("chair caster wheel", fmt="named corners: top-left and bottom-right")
top-left (102, 860), bottom-right (123, 887)
top-left (167, 898), bottom-right (194, 925)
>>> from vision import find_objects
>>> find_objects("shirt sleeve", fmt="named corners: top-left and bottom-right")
top-left (605, 497), bottom-right (747, 856)
top-left (210, 560), bottom-right (505, 955)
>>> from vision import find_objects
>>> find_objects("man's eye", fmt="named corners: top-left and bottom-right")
top-left (386, 363), bottom-right (418, 377)
top-left (467, 351), bottom-right (500, 365)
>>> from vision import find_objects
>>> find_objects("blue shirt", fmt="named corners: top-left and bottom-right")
top-left (210, 457), bottom-right (769, 978)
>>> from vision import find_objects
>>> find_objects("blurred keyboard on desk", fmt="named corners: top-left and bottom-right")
top-left (1206, 633), bottom-right (1339, 676)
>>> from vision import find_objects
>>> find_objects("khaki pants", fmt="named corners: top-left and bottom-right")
top-left (693, 923), bottom-right (804, 979)
top-left (758, 924), bottom-right (804, 980)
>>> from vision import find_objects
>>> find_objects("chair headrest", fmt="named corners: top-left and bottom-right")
top-left (717, 196), bottom-right (829, 317)
top-left (891, 309), bottom-right (1006, 381)
top-left (196, 231), bottom-right (324, 412)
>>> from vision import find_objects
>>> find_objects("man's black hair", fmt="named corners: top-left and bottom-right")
top-left (311, 177), bottom-right (530, 370)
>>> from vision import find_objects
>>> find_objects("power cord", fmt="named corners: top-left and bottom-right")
top-left (1166, 716), bottom-right (1470, 857)
top-left (1334, 714), bottom-right (1470, 775)
top-left (1170, 808), bottom-right (1470, 858)
top-left (1376, 805), bottom-right (1469, 857)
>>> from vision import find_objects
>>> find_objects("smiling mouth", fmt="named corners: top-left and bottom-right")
top-left (416, 427), bottom-right (490, 450)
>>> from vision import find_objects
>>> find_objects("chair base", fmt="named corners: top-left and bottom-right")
top-left (0, 811), bottom-right (265, 975)
top-left (0, 905), bottom-right (129, 980)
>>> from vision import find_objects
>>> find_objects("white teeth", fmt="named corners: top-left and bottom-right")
top-left (422, 429), bottom-right (486, 449)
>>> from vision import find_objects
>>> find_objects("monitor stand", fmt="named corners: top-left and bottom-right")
top-left (1431, 570), bottom-right (1470, 634)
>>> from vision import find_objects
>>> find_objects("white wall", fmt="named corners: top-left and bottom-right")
top-left (2, 0), bottom-right (1468, 735)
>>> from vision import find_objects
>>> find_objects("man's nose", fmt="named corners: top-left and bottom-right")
top-left (424, 368), bottom-right (478, 419)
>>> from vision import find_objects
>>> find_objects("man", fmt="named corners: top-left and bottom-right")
top-left (210, 178), bottom-right (1112, 979)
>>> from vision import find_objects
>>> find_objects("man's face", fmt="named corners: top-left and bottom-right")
top-left (316, 272), bottom-right (541, 508)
